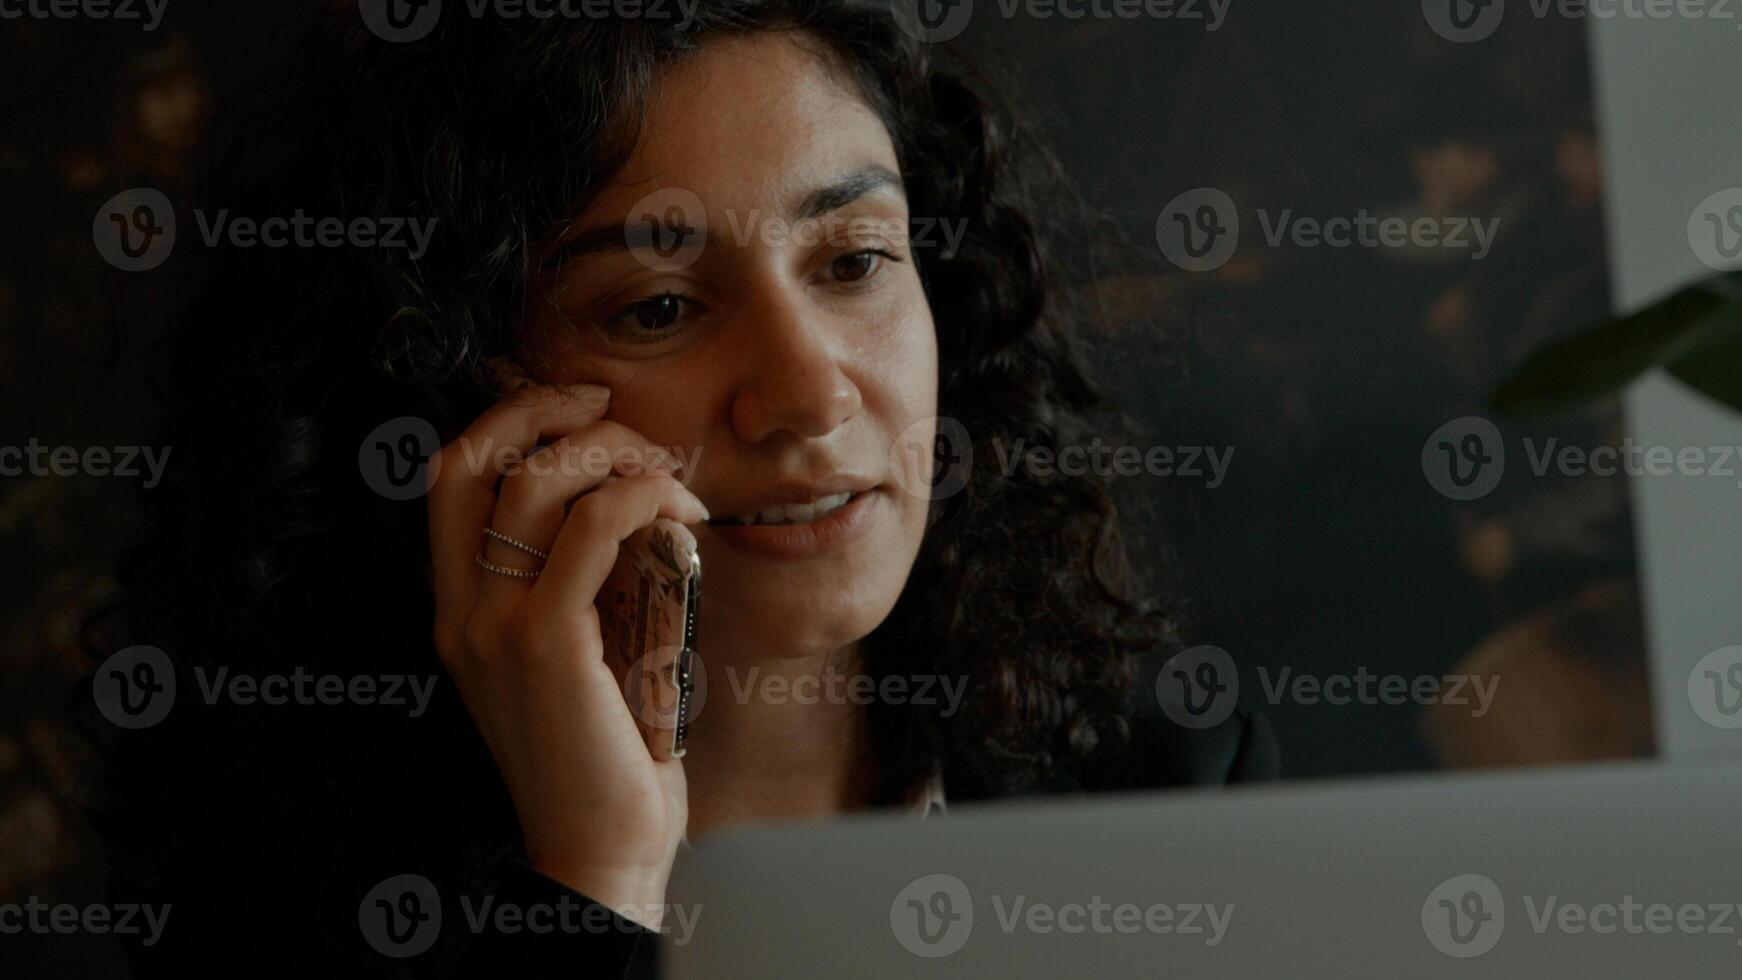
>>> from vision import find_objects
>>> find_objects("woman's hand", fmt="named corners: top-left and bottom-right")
top-left (427, 381), bottom-right (707, 927)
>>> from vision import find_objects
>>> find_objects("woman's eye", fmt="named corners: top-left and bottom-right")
top-left (829, 248), bottom-right (899, 284)
top-left (606, 292), bottom-right (692, 340)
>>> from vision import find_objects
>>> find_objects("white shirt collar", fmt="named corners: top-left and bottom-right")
top-left (912, 769), bottom-right (947, 820)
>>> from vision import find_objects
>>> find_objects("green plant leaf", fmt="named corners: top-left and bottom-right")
top-left (1490, 275), bottom-right (1740, 418)
top-left (1667, 316), bottom-right (1742, 415)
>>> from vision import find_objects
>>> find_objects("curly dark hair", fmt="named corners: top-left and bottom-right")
top-left (82, 0), bottom-right (1172, 972)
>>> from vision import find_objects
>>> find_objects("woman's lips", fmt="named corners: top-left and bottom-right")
top-left (702, 488), bottom-right (881, 559)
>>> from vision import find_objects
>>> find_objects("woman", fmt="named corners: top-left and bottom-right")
top-left (87, 0), bottom-right (1277, 975)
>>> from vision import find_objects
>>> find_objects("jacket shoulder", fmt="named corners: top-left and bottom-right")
top-left (1085, 646), bottom-right (1282, 791)
top-left (1099, 698), bottom-right (1281, 790)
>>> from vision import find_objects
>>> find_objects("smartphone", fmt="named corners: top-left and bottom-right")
top-left (596, 519), bottom-right (701, 759)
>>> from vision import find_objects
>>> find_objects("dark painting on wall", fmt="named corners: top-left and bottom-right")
top-left (958, 1), bottom-right (1649, 776)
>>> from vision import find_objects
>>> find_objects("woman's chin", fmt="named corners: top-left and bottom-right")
top-left (694, 587), bottom-right (899, 665)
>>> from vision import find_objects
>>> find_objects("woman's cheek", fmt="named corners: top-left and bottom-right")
top-left (881, 298), bottom-right (939, 421)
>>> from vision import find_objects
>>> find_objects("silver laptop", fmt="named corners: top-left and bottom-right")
top-left (666, 758), bottom-right (1742, 977)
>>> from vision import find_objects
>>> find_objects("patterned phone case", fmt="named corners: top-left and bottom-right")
top-left (597, 519), bottom-right (700, 759)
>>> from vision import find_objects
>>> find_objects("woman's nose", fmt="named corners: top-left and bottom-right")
top-left (729, 290), bottom-right (863, 444)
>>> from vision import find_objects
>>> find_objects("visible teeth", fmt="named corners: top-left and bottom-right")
top-left (735, 492), bottom-right (853, 526)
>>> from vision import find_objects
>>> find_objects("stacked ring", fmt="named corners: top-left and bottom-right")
top-left (475, 553), bottom-right (541, 579)
top-left (482, 527), bottom-right (551, 560)
top-left (476, 526), bottom-right (551, 579)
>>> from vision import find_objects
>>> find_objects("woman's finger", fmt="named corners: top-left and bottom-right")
top-left (474, 422), bottom-right (688, 608)
top-left (428, 384), bottom-right (609, 647)
top-left (525, 472), bottom-right (707, 620)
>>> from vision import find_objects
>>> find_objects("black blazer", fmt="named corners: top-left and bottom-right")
top-left (454, 702), bottom-right (1279, 979)
top-left (116, 702), bottom-right (1278, 978)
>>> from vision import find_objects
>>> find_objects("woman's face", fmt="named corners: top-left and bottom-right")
top-left (528, 32), bottom-right (939, 662)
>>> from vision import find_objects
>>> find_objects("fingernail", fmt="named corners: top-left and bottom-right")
top-left (571, 384), bottom-right (610, 404)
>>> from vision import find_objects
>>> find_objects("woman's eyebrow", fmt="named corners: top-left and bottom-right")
top-left (792, 165), bottom-right (906, 221)
top-left (546, 164), bottom-right (906, 267)
top-left (546, 218), bottom-right (720, 266)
